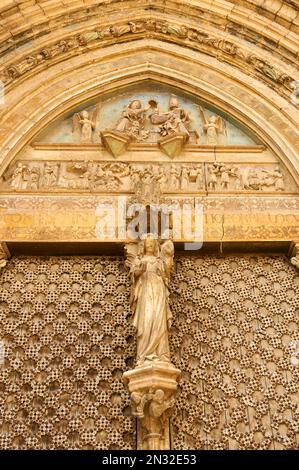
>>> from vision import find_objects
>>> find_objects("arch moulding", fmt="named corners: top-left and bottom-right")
top-left (0, 40), bottom-right (298, 255)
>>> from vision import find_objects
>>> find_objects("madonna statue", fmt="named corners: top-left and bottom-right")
top-left (127, 234), bottom-right (174, 366)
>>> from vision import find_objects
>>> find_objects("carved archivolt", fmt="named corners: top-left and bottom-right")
top-left (0, 19), bottom-right (296, 102)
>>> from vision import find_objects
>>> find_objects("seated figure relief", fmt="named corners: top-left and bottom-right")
top-left (149, 95), bottom-right (191, 141)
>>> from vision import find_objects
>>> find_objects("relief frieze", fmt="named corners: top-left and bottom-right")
top-left (1, 160), bottom-right (290, 194)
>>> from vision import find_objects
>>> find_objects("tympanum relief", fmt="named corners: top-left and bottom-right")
top-left (34, 86), bottom-right (259, 155)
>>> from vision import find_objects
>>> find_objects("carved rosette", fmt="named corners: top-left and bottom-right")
top-left (123, 362), bottom-right (181, 450)
top-left (0, 242), bottom-right (10, 269)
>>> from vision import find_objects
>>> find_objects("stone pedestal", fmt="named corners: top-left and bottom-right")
top-left (123, 362), bottom-right (181, 450)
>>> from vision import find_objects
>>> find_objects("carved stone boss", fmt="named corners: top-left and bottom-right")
top-left (123, 235), bottom-right (181, 450)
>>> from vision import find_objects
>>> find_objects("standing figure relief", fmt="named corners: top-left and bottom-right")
top-left (126, 234), bottom-right (174, 367)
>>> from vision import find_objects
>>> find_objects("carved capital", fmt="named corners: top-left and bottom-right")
top-left (289, 242), bottom-right (299, 269)
top-left (123, 362), bottom-right (181, 450)
top-left (0, 242), bottom-right (10, 269)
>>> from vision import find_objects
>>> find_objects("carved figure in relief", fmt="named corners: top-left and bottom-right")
top-left (28, 167), bottom-right (40, 190)
top-left (206, 163), bottom-right (238, 191)
top-left (272, 168), bottom-right (285, 191)
top-left (150, 96), bottom-right (190, 140)
top-left (156, 167), bottom-right (168, 192)
top-left (220, 165), bottom-right (230, 190)
top-left (131, 391), bottom-right (149, 418)
top-left (130, 388), bottom-right (176, 450)
top-left (199, 106), bottom-right (226, 144)
top-left (0, 243), bottom-right (10, 269)
top-left (169, 165), bottom-right (180, 190)
top-left (189, 165), bottom-right (203, 189)
top-left (181, 165), bottom-right (189, 190)
top-left (10, 163), bottom-right (29, 190)
top-left (130, 167), bottom-right (142, 194)
top-left (43, 163), bottom-right (58, 188)
top-left (143, 389), bottom-right (175, 432)
top-left (72, 106), bottom-right (100, 143)
top-left (142, 167), bottom-right (155, 201)
top-left (115, 100), bottom-right (151, 141)
top-left (207, 164), bottom-right (218, 190)
top-left (127, 235), bottom-right (174, 366)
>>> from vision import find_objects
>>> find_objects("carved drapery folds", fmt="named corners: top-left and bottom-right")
top-left (0, 243), bottom-right (10, 269)
top-left (101, 95), bottom-right (193, 158)
top-left (123, 235), bottom-right (181, 450)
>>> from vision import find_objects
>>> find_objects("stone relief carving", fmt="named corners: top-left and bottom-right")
top-left (150, 95), bottom-right (191, 141)
top-left (113, 100), bottom-right (151, 142)
top-left (101, 95), bottom-right (195, 157)
top-left (38, 91), bottom-right (259, 149)
top-left (10, 163), bottom-right (30, 190)
top-left (43, 163), bottom-right (59, 188)
top-left (206, 163), bottom-right (286, 192)
top-left (72, 106), bottom-right (100, 144)
top-left (123, 235), bottom-right (181, 450)
top-left (2, 161), bottom-right (288, 194)
top-left (289, 242), bottom-right (299, 270)
top-left (125, 235), bottom-right (174, 366)
top-left (199, 107), bottom-right (227, 145)
top-left (1, 20), bottom-right (294, 102)
top-left (131, 388), bottom-right (175, 450)
top-left (0, 242), bottom-right (10, 269)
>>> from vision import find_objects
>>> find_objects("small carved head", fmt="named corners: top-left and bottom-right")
top-left (153, 389), bottom-right (165, 404)
top-left (169, 95), bottom-right (179, 110)
top-left (81, 110), bottom-right (89, 118)
top-left (209, 115), bottom-right (217, 123)
top-left (129, 100), bottom-right (142, 109)
top-left (143, 233), bottom-right (159, 256)
top-left (131, 391), bottom-right (142, 405)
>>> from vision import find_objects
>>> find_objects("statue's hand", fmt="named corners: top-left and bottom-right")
top-left (167, 319), bottom-right (172, 330)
